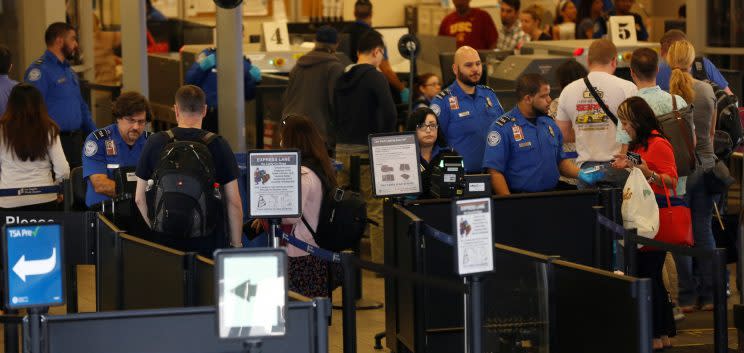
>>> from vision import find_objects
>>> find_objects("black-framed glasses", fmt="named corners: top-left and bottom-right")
top-left (123, 116), bottom-right (147, 126)
top-left (416, 123), bottom-right (439, 131)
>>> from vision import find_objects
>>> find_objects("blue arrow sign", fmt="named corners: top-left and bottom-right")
top-left (3, 223), bottom-right (64, 309)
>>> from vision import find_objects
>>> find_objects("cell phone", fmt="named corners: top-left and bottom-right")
top-left (626, 151), bottom-right (642, 166)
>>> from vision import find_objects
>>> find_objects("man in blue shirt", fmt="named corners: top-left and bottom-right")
top-left (82, 92), bottom-right (151, 207)
top-left (184, 47), bottom-right (260, 134)
top-left (430, 46), bottom-right (504, 173)
top-left (0, 45), bottom-right (18, 116)
top-left (656, 30), bottom-right (733, 95)
top-left (483, 73), bottom-right (578, 195)
top-left (25, 22), bottom-right (96, 168)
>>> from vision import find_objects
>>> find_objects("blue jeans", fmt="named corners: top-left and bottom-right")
top-left (673, 170), bottom-right (716, 306)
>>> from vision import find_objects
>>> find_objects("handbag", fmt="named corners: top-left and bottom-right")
top-left (656, 95), bottom-right (696, 176)
top-left (621, 168), bottom-right (659, 240)
top-left (643, 180), bottom-right (693, 251)
top-left (704, 159), bottom-right (736, 194)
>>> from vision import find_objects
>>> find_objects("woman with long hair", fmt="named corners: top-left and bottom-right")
top-left (666, 39), bottom-right (718, 314)
top-left (413, 73), bottom-right (442, 109)
top-left (0, 83), bottom-right (69, 210)
top-left (612, 97), bottom-right (678, 350)
top-left (552, 0), bottom-right (577, 40)
top-left (279, 114), bottom-right (338, 297)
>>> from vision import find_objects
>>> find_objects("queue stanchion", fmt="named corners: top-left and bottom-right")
top-left (592, 206), bottom-right (605, 269)
top-left (27, 308), bottom-right (42, 353)
top-left (3, 310), bottom-right (19, 353)
top-left (269, 218), bottom-right (282, 249)
top-left (341, 251), bottom-right (358, 353)
top-left (712, 248), bottom-right (728, 353)
top-left (623, 229), bottom-right (639, 277)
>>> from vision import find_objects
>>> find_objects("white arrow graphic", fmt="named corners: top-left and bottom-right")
top-left (13, 248), bottom-right (56, 282)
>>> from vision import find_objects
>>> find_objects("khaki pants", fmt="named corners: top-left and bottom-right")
top-left (335, 144), bottom-right (384, 263)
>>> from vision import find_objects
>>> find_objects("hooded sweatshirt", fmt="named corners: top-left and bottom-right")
top-left (282, 48), bottom-right (345, 142)
top-left (334, 63), bottom-right (397, 145)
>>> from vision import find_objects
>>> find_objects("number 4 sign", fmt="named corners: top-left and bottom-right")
top-left (608, 16), bottom-right (638, 44)
top-left (262, 22), bottom-right (290, 52)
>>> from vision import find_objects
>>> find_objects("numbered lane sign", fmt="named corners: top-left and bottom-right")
top-left (262, 22), bottom-right (290, 52)
top-left (609, 16), bottom-right (638, 44)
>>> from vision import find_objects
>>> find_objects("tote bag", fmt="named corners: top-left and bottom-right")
top-left (643, 180), bottom-right (693, 251)
top-left (621, 168), bottom-right (659, 240)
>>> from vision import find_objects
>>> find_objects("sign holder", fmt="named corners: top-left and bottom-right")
top-left (247, 149), bottom-right (302, 248)
top-left (367, 132), bottom-right (422, 199)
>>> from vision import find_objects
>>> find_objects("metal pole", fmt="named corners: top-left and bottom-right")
top-left (712, 248), bottom-right (728, 353)
top-left (738, 210), bottom-right (744, 306)
top-left (624, 229), bottom-right (639, 277)
top-left (28, 308), bottom-right (42, 353)
top-left (4, 310), bottom-right (19, 353)
top-left (469, 275), bottom-right (483, 353)
top-left (270, 218), bottom-right (281, 249)
top-left (592, 206), bottom-right (604, 269)
top-left (463, 277), bottom-right (469, 353)
top-left (341, 251), bottom-right (357, 353)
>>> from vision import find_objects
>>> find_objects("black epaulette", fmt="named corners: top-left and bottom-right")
top-left (434, 88), bottom-right (451, 99)
top-left (33, 58), bottom-right (44, 65)
top-left (478, 85), bottom-right (497, 94)
top-left (494, 116), bottom-right (511, 127)
top-left (92, 128), bottom-right (111, 140)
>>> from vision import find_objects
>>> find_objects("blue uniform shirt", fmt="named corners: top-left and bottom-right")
top-left (24, 50), bottom-right (96, 134)
top-left (657, 57), bottom-right (729, 91)
top-left (482, 107), bottom-right (567, 193)
top-left (82, 124), bottom-right (149, 206)
top-left (0, 75), bottom-right (18, 116)
top-left (184, 48), bottom-right (257, 108)
top-left (430, 82), bottom-right (504, 173)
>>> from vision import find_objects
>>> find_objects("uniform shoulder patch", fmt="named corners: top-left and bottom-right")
top-left (495, 116), bottom-right (510, 127)
top-left (27, 68), bottom-right (42, 82)
top-left (487, 131), bottom-right (502, 146)
top-left (84, 140), bottom-right (98, 157)
top-left (92, 128), bottom-right (112, 140)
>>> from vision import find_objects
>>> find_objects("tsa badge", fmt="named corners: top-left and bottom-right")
top-left (512, 125), bottom-right (524, 141)
top-left (448, 96), bottom-right (459, 110)
top-left (105, 139), bottom-right (117, 156)
top-left (548, 125), bottom-right (555, 137)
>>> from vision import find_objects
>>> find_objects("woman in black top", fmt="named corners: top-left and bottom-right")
top-left (406, 108), bottom-right (458, 199)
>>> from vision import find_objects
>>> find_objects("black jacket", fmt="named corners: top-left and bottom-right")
top-left (333, 64), bottom-right (397, 145)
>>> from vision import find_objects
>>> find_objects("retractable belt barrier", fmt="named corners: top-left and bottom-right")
top-left (0, 185), bottom-right (61, 197)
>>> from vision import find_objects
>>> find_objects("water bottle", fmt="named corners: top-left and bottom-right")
top-left (146, 179), bottom-right (154, 191)
top-left (213, 182), bottom-right (222, 200)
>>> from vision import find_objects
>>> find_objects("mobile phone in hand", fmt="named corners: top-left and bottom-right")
top-left (626, 151), bottom-right (642, 166)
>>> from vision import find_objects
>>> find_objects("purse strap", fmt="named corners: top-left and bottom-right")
top-left (583, 77), bottom-right (618, 126)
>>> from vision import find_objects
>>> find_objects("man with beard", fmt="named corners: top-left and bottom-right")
top-left (82, 92), bottom-right (151, 208)
top-left (430, 46), bottom-right (503, 173)
top-left (483, 73), bottom-right (578, 195)
top-left (25, 22), bottom-right (95, 168)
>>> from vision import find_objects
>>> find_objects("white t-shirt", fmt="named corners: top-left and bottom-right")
top-left (556, 71), bottom-right (638, 165)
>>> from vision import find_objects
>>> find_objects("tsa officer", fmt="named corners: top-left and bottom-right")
top-left (483, 73), bottom-right (578, 195)
top-left (430, 46), bottom-right (503, 173)
top-left (82, 92), bottom-right (151, 207)
top-left (25, 22), bottom-right (96, 168)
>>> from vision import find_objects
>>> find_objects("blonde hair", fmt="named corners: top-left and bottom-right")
top-left (666, 40), bottom-right (696, 103)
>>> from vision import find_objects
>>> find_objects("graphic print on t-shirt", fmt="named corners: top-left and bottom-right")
top-left (575, 88), bottom-right (610, 131)
top-left (448, 21), bottom-right (473, 43)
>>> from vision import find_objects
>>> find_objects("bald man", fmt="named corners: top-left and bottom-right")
top-left (430, 46), bottom-right (504, 173)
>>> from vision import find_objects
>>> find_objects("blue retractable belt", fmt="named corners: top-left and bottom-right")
top-left (281, 232), bottom-right (342, 263)
top-left (0, 185), bottom-right (60, 197)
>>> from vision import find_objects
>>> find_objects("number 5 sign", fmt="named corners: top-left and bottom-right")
top-left (608, 16), bottom-right (638, 44)
top-left (262, 22), bottom-right (290, 52)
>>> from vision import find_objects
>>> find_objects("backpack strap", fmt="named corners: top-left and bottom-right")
top-left (583, 77), bottom-right (618, 126)
top-left (164, 129), bottom-right (175, 141)
top-left (690, 56), bottom-right (709, 81)
top-left (300, 215), bottom-right (321, 244)
top-left (201, 131), bottom-right (218, 145)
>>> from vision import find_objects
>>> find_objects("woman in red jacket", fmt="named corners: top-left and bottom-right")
top-left (612, 96), bottom-right (678, 350)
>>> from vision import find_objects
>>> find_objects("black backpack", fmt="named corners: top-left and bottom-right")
top-left (300, 163), bottom-right (367, 252)
top-left (148, 130), bottom-right (223, 239)
top-left (691, 57), bottom-right (742, 157)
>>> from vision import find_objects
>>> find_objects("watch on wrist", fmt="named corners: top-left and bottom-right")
top-left (647, 172), bottom-right (657, 184)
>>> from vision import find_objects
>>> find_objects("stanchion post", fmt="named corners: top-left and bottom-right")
top-left (341, 251), bottom-right (358, 353)
top-left (28, 308), bottom-right (42, 353)
top-left (269, 218), bottom-right (281, 248)
top-left (592, 206), bottom-right (605, 269)
top-left (624, 229), bottom-right (638, 277)
top-left (738, 210), bottom-right (744, 306)
top-left (712, 248), bottom-right (728, 353)
top-left (468, 275), bottom-right (483, 353)
top-left (4, 309), bottom-right (19, 353)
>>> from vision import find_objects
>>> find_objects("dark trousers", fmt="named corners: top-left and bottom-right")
top-left (60, 130), bottom-right (84, 168)
top-left (638, 250), bottom-right (676, 338)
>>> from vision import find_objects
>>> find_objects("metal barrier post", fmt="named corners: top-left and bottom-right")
top-left (28, 308), bottom-right (41, 353)
top-left (623, 229), bottom-right (639, 277)
top-left (3, 310), bottom-right (19, 353)
top-left (592, 206), bottom-right (605, 269)
top-left (738, 211), bottom-right (744, 307)
top-left (712, 248), bottom-right (729, 353)
top-left (468, 275), bottom-right (484, 353)
top-left (341, 251), bottom-right (358, 353)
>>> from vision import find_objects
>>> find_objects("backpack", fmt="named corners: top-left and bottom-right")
top-left (300, 162), bottom-right (367, 252)
top-left (690, 57), bottom-right (742, 156)
top-left (656, 95), bottom-right (696, 176)
top-left (148, 130), bottom-right (223, 239)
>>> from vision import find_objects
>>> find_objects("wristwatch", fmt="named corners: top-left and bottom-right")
top-left (647, 172), bottom-right (657, 184)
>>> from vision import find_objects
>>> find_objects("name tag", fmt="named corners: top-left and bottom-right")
top-left (126, 172), bottom-right (137, 182)
top-left (458, 111), bottom-right (471, 118)
top-left (107, 164), bottom-right (120, 169)
top-left (518, 141), bottom-right (532, 148)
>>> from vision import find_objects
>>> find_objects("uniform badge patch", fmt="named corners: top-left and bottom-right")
top-left (105, 139), bottom-right (117, 156)
top-left (448, 96), bottom-right (459, 110)
top-left (548, 125), bottom-right (555, 137)
top-left (512, 125), bottom-right (524, 141)
top-left (486, 97), bottom-right (493, 108)
top-left (84, 140), bottom-right (98, 157)
top-left (487, 131), bottom-right (501, 146)
top-left (27, 68), bottom-right (41, 82)
top-left (431, 104), bottom-right (441, 116)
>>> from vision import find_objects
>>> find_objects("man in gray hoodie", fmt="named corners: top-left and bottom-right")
top-left (282, 26), bottom-right (345, 149)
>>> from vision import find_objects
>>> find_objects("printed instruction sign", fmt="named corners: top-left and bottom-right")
top-left (3, 223), bottom-right (64, 309)
top-left (368, 132), bottom-right (422, 198)
top-left (248, 150), bottom-right (301, 218)
top-left (452, 197), bottom-right (494, 275)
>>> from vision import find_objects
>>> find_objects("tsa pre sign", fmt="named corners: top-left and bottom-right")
top-left (3, 223), bottom-right (64, 309)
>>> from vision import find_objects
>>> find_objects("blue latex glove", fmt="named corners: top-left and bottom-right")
top-left (578, 166), bottom-right (607, 185)
top-left (400, 87), bottom-right (410, 103)
top-left (615, 126), bottom-right (631, 144)
top-left (249, 65), bottom-right (262, 83)
top-left (198, 53), bottom-right (216, 70)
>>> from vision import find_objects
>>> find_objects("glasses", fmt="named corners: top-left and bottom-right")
top-left (416, 123), bottom-right (439, 132)
top-left (123, 116), bottom-right (147, 126)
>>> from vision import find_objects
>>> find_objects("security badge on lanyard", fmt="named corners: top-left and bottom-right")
top-left (105, 139), bottom-right (117, 156)
top-left (512, 125), bottom-right (524, 141)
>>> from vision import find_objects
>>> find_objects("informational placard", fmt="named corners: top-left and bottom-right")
top-left (608, 15), bottom-right (638, 44)
top-left (248, 149), bottom-right (301, 218)
top-left (3, 223), bottom-right (64, 309)
top-left (452, 198), bottom-right (494, 275)
top-left (368, 132), bottom-right (422, 198)
top-left (262, 21), bottom-right (291, 52)
top-left (215, 248), bottom-right (287, 339)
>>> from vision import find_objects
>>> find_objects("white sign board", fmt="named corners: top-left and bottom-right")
top-left (608, 15), bottom-right (638, 45)
top-left (368, 133), bottom-right (422, 198)
top-left (248, 150), bottom-right (301, 218)
top-left (453, 197), bottom-right (494, 275)
top-left (262, 22), bottom-right (290, 52)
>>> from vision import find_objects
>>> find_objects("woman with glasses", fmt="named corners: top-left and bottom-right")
top-left (413, 73), bottom-right (442, 110)
top-left (0, 83), bottom-right (69, 210)
top-left (406, 107), bottom-right (458, 199)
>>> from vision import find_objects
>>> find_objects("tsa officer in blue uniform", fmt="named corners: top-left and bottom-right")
top-left (430, 46), bottom-right (504, 173)
top-left (184, 47), bottom-right (260, 134)
top-left (82, 92), bottom-right (151, 207)
top-left (25, 23), bottom-right (96, 168)
top-left (483, 73), bottom-right (578, 195)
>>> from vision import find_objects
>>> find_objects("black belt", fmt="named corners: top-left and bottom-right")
top-left (60, 130), bottom-right (82, 136)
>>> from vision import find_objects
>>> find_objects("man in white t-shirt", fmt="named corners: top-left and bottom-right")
top-left (555, 39), bottom-right (637, 188)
